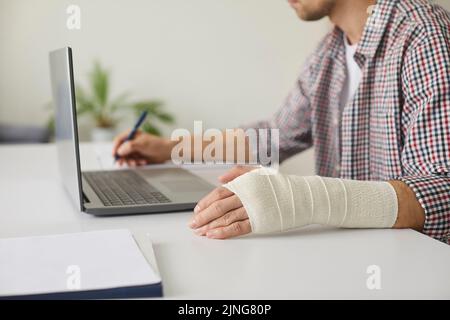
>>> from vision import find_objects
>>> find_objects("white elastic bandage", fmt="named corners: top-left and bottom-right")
top-left (223, 168), bottom-right (398, 234)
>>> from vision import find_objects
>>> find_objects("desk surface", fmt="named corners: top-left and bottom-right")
top-left (0, 143), bottom-right (449, 299)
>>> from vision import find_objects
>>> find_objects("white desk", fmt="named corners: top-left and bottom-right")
top-left (0, 143), bottom-right (449, 299)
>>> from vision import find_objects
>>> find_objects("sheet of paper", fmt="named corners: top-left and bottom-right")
top-left (94, 143), bottom-right (238, 172)
top-left (0, 229), bottom-right (161, 297)
top-left (95, 144), bottom-right (117, 169)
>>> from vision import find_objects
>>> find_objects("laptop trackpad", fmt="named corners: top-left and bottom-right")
top-left (138, 168), bottom-right (215, 201)
top-left (160, 180), bottom-right (211, 193)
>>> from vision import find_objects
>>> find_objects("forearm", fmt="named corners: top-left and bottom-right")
top-left (224, 169), bottom-right (429, 234)
top-left (388, 180), bottom-right (425, 231)
top-left (224, 169), bottom-right (400, 233)
top-left (170, 129), bottom-right (253, 164)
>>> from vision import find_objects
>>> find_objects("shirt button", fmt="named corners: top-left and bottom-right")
top-left (336, 164), bottom-right (341, 172)
top-left (333, 117), bottom-right (339, 126)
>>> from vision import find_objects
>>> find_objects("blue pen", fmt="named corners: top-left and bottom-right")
top-left (114, 111), bottom-right (148, 162)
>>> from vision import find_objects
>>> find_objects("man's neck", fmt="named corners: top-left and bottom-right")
top-left (329, 0), bottom-right (376, 45)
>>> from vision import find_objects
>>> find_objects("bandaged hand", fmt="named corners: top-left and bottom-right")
top-left (188, 166), bottom-right (257, 239)
top-left (190, 168), bottom-right (399, 238)
top-left (189, 186), bottom-right (251, 239)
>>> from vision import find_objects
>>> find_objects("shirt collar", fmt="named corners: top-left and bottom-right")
top-left (326, 0), bottom-right (398, 59)
top-left (357, 0), bottom-right (398, 58)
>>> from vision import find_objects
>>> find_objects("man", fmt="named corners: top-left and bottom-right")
top-left (113, 0), bottom-right (450, 244)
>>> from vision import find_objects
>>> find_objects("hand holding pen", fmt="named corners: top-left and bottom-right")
top-left (112, 111), bottom-right (175, 167)
top-left (114, 111), bottom-right (148, 162)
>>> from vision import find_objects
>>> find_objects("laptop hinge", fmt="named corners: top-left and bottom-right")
top-left (82, 191), bottom-right (91, 204)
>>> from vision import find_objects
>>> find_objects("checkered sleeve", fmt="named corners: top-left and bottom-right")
top-left (398, 33), bottom-right (450, 244)
top-left (243, 58), bottom-right (313, 163)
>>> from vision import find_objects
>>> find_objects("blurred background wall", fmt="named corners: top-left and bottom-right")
top-left (0, 0), bottom-right (448, 174)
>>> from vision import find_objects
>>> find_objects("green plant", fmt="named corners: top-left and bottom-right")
top-left (44, 102), bottom-right (55, 136)
top-left (76, 62), bottom-right (127, 128)
top-left (45, 61), bottom-right (175, 136)
top-left (131, 100), bottom-right (175, 136)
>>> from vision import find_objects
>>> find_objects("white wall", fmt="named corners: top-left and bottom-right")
top-left (0, 0), bottom-right (327, 131)
top-left (0, 0), bottom-right (327, 174)
top-left (2, 1), bottom-right (447, 175)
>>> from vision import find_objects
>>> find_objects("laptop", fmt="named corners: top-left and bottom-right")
top-left (49, 47), bottom-right (214, 216)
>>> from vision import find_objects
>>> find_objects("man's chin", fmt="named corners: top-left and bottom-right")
top-left (288, 0), bottom-right (330, 22)
top-left (288, 2), bottom-right (311, 21)
top-left (288, 0), bottom-right (301, 10)
top-left (293, 8), bottom-right (327, 22)
top-left (292, 8), bottom-right (310, 21)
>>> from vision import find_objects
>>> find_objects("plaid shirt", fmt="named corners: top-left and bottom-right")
top-left (249, 0), bottom-right (450, 244)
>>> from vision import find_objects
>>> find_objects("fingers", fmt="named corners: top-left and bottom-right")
top-left (218, 166), bottom-right (245, 183)
top-left (116, 140), bottom-right (138, 157)
top-left (117, 155), bottom-right (149, 167)
top-left (204, 219), bottom-right (252, 239)
top-left (194, 187), bottom-right (234, 214)
top-left (218, 166), bottom-right (257, 183)
top-left (116, 132), bottom-right (150, 158)
top-left (112, 130), bottom-right (132, 156)
top-left (137, 158), bottom-right (148, 166)
top-left (127, 158), bottom-right (138, 167)
top-left (189, 194), bottom-right (242, 229)
top-left (119, 159), bottom-right (149, 167)
top-left (113, 130), bottom-right (146, 158)
top-left (194, 206), bottom-right (248, 236)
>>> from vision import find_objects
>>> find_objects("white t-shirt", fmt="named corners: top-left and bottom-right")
top-left (340, 35), bottom-right (363, 110)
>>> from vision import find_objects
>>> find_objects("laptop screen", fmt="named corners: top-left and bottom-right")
top-left (49, 47), bottom-right (84, 211)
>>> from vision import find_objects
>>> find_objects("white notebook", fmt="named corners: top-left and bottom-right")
top-left (0, 229), bottom-right (162, 299)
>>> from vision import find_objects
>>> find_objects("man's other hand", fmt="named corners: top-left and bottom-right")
top-left (112, 130), bottom-right (174, 167)
top-left (189, 186), bottom-right (251, 239)
top-left (218, 165), bottom-right (259, 183)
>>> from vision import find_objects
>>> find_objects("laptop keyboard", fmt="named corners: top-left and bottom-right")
top-left (83, 171), bottom-right (171, 207)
